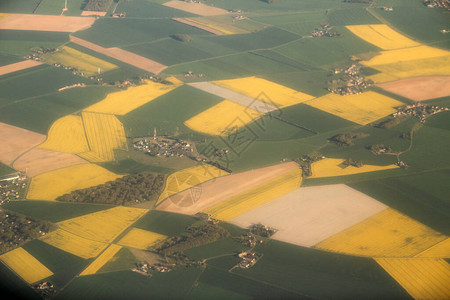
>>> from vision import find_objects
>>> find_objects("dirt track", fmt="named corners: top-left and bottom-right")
top-left (163, 0), bottom-right (229, 16)
top-left (230, 184), bottom-right (387, 247)
top-left (0, 14), bottom-right (95, 32)
top-left (377, 76), bottom-right (450, 101)
top-left (156, 162), bottom-right (298, 215)
top-left (13, 148), bottom-right (88, 177)
top-left (0, 60), bottom-right (43, 77)
top-left (0, 123), bottom-right (46, 166)
top-left (70, 36), bottom-right (167, 74)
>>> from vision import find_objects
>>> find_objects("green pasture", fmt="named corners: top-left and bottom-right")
top-left (115, 0), bottom-right (195, 18)
top-left (133, 210), bottom-right (198, 236)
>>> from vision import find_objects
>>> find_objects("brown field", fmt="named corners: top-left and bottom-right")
top-left (69, 36), bottom-right (167, 74)
top-left (157, 162), bottom-right (299, 215)
top-left (0, 122), bottom-right (45, 166)
top-left (81, 11), bottom-right (107, 16)
top-left (0, 60), bottom-right (42, 77)
top-left (0, 14), bottom-right (95, 32)
top-left (230, 184), bottom-right (388, 247)
top-left (13, 148), bottom-right (87, 177)
top-left (173, 18), bottom-right (225, 35)
top-left (163, 0), bottom-right (229, 16)
top-left (377, 76), bottom-right (450, 101)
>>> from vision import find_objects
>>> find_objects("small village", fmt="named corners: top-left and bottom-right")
top-left (393, 103), bottom-right (449, 123)
top-left (328, 64), bottom-right (372, 95)
top-left (237, 251), bottom-right (261, 269)
top-left (0, 173), bottom-right (27, 204)
top-left (34, 281), bottom-right (55, 299)
top-left (424, 0), bottom-right (450, 10)
top-left (133, 135), bottom-right (195, 158)
top-left (311, 24), bottom-right (342, 38)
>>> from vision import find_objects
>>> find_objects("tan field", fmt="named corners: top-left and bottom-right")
top-left (173, 18), bottom-right (227, 35)
top-left (13, 148), bottom-right (87, 177)
top-left (70, 36), bottom-right (168, 74)
top-left (81, 11), bottom-right (107, 16)
top-left (157, 162), bottom-right (299, 215)
top-left (0, 14), bottom-right (95, 32)
top-left (0, 122), bottom-right (46, 166)
top-left (0, 60), bottom-right (42, 76)
top-left (230, 184), bottom-right (387, 247)
top-left (163, 0), bottom-right (229, 16)
top-left (377, 76), bottom-right (450, 101)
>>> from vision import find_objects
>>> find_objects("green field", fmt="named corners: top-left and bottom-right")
top-left (186, 282), bottom-right (251, 300)
top-left (0, 30), bottom-right (69, 56)
top-left (115, 0), bottom-right (195, 18)
top-left (426, 111), bottom-right (450, 131)
top-left (209, 0), bottom-right (362, 12)
top-left (0, 54), bottom-right (22, 67)
top-left (96, 248), bottom-right (138, 274)
top-left (35, 0), bottom-right (85, 16)
top-left (0, 163), bottom-right (15, 176)
top-left (2, 201), bottom-right (114, 222)
top-left (0, 0), bottom-right (40, 13)
top-left (99, 159), bottom-right (174, 175)
top-left (327, 7), bottom-right (381, 26)
top-left (232, 240), bottom-right (410, 299)
top-left (133, 210), bottom-right (199, 236)
top-left (185, 238), bottom-right (247, 260)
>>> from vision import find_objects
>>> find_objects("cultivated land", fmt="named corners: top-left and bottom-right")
top-left (231, 184), bottom-right (387, 247)
top-left (117, 228), bottom-right (167, 250)
top-left (80, 244), bottom-right (122, 276)
top-left (377, 76), bottom-right (450, 101)
top-left (310, 158), bottom-right (398, 178)
top-left (0, 14), bottom-right (95, 32)
top-left (0, 60), bottom-right (42, 76)
top-left (163, 0), bottom-right (229, 16)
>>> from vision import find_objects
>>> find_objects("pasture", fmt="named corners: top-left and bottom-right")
top-left (80, 245), bottom-right (122, 276)
top-left (117, 228), bottom-right (167, 250)
top-left (27, 164), bottom-right (122, 201)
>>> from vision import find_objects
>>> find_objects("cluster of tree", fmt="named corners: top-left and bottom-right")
top-left (56, 172), bottom-right (165, 205)
top-left (155, 222), bottom-right (230, 256)
top-left (376, 117), bottom-right (405, 129)
top-left (81, 0), bottom-right (113, 11)
top-left (329, 132), bottom-right (369, 147)
top-left (248, 224), bottom-right (276, 237)
top-left (342, 158), bottom-right (363, 168)
top-left (367, 144), bottom-right (392, 155)
top-left (295, 152), bottom-right (324, 177)
top-left (171, 34), bottom-right (192, 42)
top-left (0, 211), bottom-right (53, 254)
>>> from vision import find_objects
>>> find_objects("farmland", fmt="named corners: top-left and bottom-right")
top-left (117, 228), bottom-right (167, 250)
top-left (80, 245), bottom-right (122, 276)
top-left (310, 158), bottom-right (398, 178)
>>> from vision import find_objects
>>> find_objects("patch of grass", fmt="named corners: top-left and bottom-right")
top-left (133, 210), bottom-right (198, 236)
top-left (96, 247), bottom-right (137, 274)
top-left (185, 238), bottom-right (247, 260)
top-left (115, 0), bottom-right (196, 18)
top-left (2, 201), bottom-right (113, 223)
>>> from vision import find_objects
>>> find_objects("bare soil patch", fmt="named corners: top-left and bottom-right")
top-left (377, 76), bottom-right (450, 101)
top-left (0, 14), bottom-right (95, 32)
top-left (13, 148), bottom-right (87, 177)
top-left (70, 36), bottom-right (167, 74)
top-left (0, 60), bottom-right (43, 77)
top-left (173, 18), bottom-right (225, 35)
top-left (81, 11), bottom-right (107, 16)
top-left (163, 0), bottom-right (229, 16)
top-left (156, 162), bottom-right (298, 215)
top-left (230, 184), bottom-right (388, 247)
top-left (0, 123), bottom-right (45, 166)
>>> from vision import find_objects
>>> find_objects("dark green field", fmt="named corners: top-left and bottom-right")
top-left (99, 159), bottom-right (174, 175)
top-left (96, 248), bottom-right (137, 274)
top-left (0, 0), bottom-right (40, 13)
top-left (115, 0), bottom-right (195, 18)
top-left (0, 262), bottom-right (40, 300)
top-left (185, 238), bottom-right (247, 260)
top-left (0, 54), bottom-right (22, 66)
top-left (34, 0), bottom-right (85, 16)
top-left (0, 163), bottom-right (15, 176)
top-left (133, 210), bottom-right (199, 236)
top-left (2, 201), bottom-right (113, 222)
top-left (186, 281), bottom-right (251, 300)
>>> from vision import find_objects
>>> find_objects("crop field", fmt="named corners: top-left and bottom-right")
top-left (310, 158), bottom-right (398, 178)
top-left (80, 112), bottom-right (127, 162)
top-left (27, 163), bottom-right (122, 201)
top-left (362, 46), bottom-right (450, 67)
top-left (184, 100), bottom-right (263, 136)
top-left (346, 24), bottom-right (419, 50)
top-left (80, 245), bottom-right (122, 276)
top-left (375, 258), bottom-right (450, 300)
top-left (415, 238), bottom-right (450, 258)
top-left (134, 210), bottom-right (198, 236)
top-left (13, 148), bottom-right (87, 177)
top-left (315, 208), bottom-right (447, 257)
top-left (163, 0), bottom-right (229, 16)
top-left (114, 0), bottom-right (196, 18)
top-left (0, 60), bottom-right (42, 76)
top-left (231, 184), bottom-right (387, 247)
top-left (203, 168), bottom-right (302, 221)
top-left (117, 228), bottom-right (167, 250)
top-left (174, 17), bottom-right (234, 35)
top-left (41, 46), bottom-right (118, 76)
top-left (157, 164), bottom-right (228, 205)
top-left (39, 115), bottom-right (89, 154)
top-left (0, 247), bottom-right (53, 284)
top-left (0, 122), bottom-right (45, 165)
top-left (84, 78), bottom-right (182, 115)
top-left (35, 0), bottom-right (85, 16)
top-left (305, 91), bottom-right (403, 125)
top-left (213, 77), bottom-right (314, 108)
top-left (57, 206), bottom-right (148, 244)
top-left (158, 162), bottom-right (298, 215)
top-left (377, 76), bottom-right (450, 101)
top-left (0, 14), bottom-right (95, 32)
top-left (41, 229), bottom-right (108, 259)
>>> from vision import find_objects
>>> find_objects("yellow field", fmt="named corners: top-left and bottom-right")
top-left (203, 168), bottom-right (302, 221)
top-left (310, 158), bottom-right (398, 178)
top-left (183, 17), bottom-right (234, 34)
top-left (346, 24), bottom-right (419, 50)
top-left (304, 91), bottom-right (403, 125)
top-left (361, 45), bottom-right (450, 67)
top-left (375, 258), bottom-right (450, 299)
top-left (42, 46), bottom-right (118, 76)
top-left (0, 247), bottom-right (53, 284)
top-left (213, 77), bottom-right (314, 108)
top-left (118, 228), bottom-right (167, 250)
top-left (80, 244), bottom-right (122, 276)
top-left (157, 164), bottom-right (228, 204)
top-left (41, 229), bottom-right (108, 259)
top-left (368, 55), bottom-right (450, 83)
top-left (80, 112), bottom-right (127, 162)
top-left (27, 163), bottom-right (121, 200)
top-left (57, 206), bottom-right (148, 244)
top-left (39, 115), bottom-right (90, 153)
top-left (315, 208), bottom-right (446, 257)
top-left (0, 13), bottom-right (8, 21)
top-left (415, 238), bottom-right (450, 258)
top-left (84, 77), bottom-right (183, 115)
top-left (184, 100), bottom-right (263, 136)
